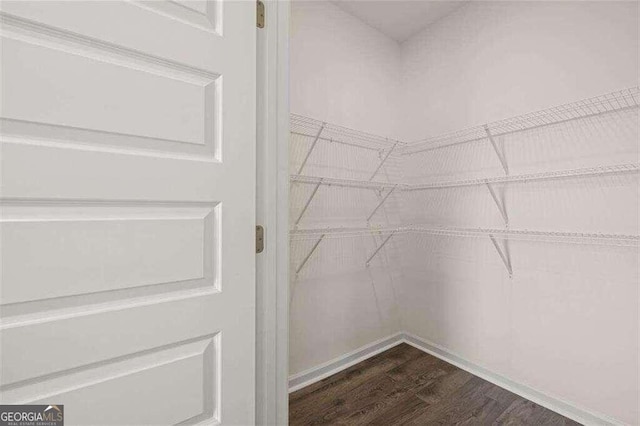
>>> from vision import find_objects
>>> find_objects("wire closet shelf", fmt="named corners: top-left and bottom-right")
top-left (290, 226), bottom-right (640, 248)
top-left (290, 174), bottom-right (400, 190)
top-left (405, 163), bottom-right (640, 190)
top-left (292, 163), bottom-right (639, 192)
top-left (289, 86), bottom-right (640, 253)
top-left (291, 113), bottom-right (403, 152)
top-left (401, 87), bottom-right (639, 155)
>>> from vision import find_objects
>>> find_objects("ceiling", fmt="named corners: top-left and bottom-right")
top-left (331, 1), bottom-right (468, 43)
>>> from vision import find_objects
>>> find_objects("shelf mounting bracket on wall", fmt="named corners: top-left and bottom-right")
top-left (297, 122), bottom-right (326, 175)
top-left (367, 186), bottom-right (396, 222)
top-left (294, 180), bottom-right (322, 227)
top-left (485, 182), bottom-right (509, 226)
top-left (365, 231), bottom-right (396, 266)
top-left (489, 235), bottom-right (513, 277)
top-left (369, 141), bottom-right (399, 181)
top-left (484, 125), bottom-right (509, 175)
top-left (296, 234), bottom-right (325, 275)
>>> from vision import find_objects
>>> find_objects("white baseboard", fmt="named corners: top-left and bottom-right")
top-left (288, 332), bottom-right (404, 393)
top-left (288, 331), bottom-right (624, 426)
top-left (402, 332), bottom-right (623, 426)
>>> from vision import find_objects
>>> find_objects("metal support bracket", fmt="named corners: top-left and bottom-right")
top-left (294, 180), bottom-right (322, 227)
top-left (369, 141), bottom-right (398, 181)
top-left (489, 235), bottom-right (513, 277)
top-left (367, 186), bottom-right (396, 222)
top-left (485, 182), bottom-right (509, 226)
top-left (296, 234), bottom-right (325, 274)
top-left (297, 122), bottom-right (325, 175)
top-left (484, 125), bottom-right (509, 175)
top-left (366, 231), bottom-right (396, 266)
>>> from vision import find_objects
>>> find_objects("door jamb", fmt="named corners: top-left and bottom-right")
top-left (256, 1), bottom-right (290, 424)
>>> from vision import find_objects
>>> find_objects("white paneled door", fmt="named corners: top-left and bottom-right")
top-left (0, 1), bottom-right (256, 424)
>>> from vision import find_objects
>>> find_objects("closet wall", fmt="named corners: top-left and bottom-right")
top-left (290, 1), bottom-right (402, 138)
top-left (289, 0), bottom-right (403, 377)
top-left (398, 2), bottom-right (638, 424)
top-left (400, 1), bottom-right (639, 140)
top-left (290, 1), bottom-right (638, 424)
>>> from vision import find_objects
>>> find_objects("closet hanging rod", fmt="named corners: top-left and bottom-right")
top-left (405, 163), bottom-right (640, 191)
top-left (291, 174), bottom-right (401, 190)
top-left (401, 87), bottom-right (640, 155)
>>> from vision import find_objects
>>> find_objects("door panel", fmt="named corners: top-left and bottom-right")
top-left (0, 1), bottom-right (256, 424)
top-left (1, 202), bottom-right (218, 307)
top-left (4, 336), bottom-right (218, 425)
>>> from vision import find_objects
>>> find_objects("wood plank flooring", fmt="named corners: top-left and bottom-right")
top-left (289, 343), bottom-right (581, 425)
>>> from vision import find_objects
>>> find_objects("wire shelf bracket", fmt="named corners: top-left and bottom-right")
top-left (485, 125), bottom-right (509, 175)
top-left (294, 180), bottom-right (322, 227)
top-left (485, 182), bottom-right (509, 226)
top-left (367, 186), bottom-right (397, 222)
top-left (489, 235), bottom-right (513, 277)
top-left (366, 231), bottom-right (397, 266)
top-left (295, 234), bottom-right (325, 275)
top-left (369, 141), bottom-right (399, 181)
top-left (297, 122), bottom-right (325, 175)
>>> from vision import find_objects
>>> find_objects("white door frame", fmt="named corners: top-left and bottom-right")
top-left (256, 1), bottom-right (290, 424)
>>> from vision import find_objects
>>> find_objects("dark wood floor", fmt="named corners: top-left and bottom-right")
top-left (290, 343), bottom-right (581, 425)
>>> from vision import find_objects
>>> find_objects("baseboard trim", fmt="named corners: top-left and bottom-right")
top-left (288, 331), bottom-right (624, 425)
top-left (288, 332), bottom-right (404, 393)
top-left (401, 332), bottom-right (623, 426)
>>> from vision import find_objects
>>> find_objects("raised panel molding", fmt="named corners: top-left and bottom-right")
top-left (0, 334), bottom-right (221, 425)
top-left (0, 12), bottom-right (221, 161)
top-left (134, 0), bottom-right (222, 35)
top-left (0, 201), bottom-right (220, 317)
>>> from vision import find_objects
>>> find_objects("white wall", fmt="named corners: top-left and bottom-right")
top-left (289, 0), bottom-right (403, 376)
top-left (398, 2), bottom-right (639, 424)
top-left (290, 0), bottom-right (402, 139)
top-left (400, 1), bottom-right (639, 141)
